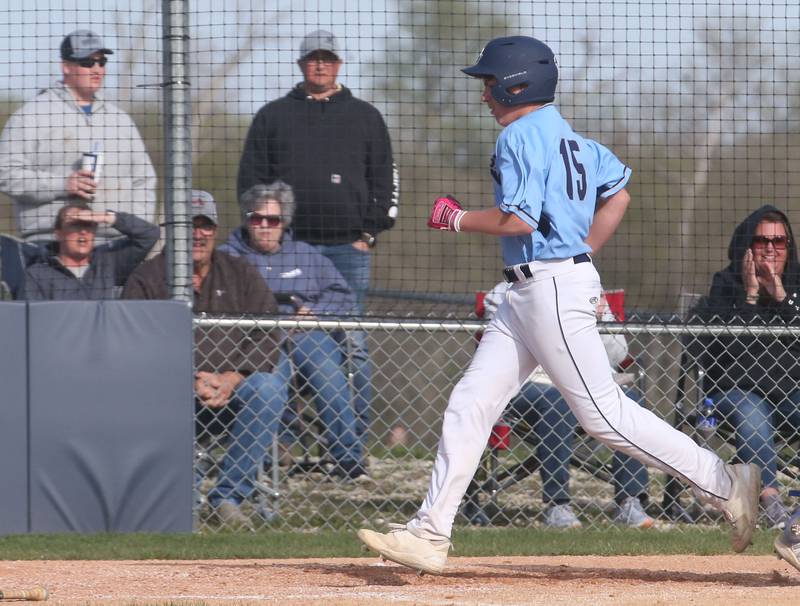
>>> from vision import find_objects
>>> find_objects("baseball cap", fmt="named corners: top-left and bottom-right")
top-left (191, 190), bottom-right (218, 225)
top-left (60, 30), bottom-right (113, 61)
top-left (298, 30), bottom-right (340, 61)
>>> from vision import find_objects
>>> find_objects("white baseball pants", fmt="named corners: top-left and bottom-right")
top-left (408, 258), bottom-right (732, 540)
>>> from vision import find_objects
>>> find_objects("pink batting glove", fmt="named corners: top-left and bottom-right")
top-left (427, 195), bottom-right (465, 231)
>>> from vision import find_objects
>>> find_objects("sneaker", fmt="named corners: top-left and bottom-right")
top-left (544, 503), bottom-right (582, 529)
top-left (721, 463), bottom-right (761, 553)
top-left (614, 496), bottom-right (654, 529)
top-left (251, 500), bottom-right (280, 526)
top-left (330, 460), bottom-right (370, 482)
top-left (462, 501), bottom-right (490, 526)
top-left (357, 524), bottom-right (451, 575)
top-left (775, 534), bottom-right (800, 573)
top-left (211, 500), bottom-right (254, 532)
top-left (762, 493), bottom-right (789, 530)
top-left (775, 509), bottom-right (800, 573)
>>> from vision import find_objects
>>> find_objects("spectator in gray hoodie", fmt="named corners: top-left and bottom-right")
top-left (0, 29), bottom-right (157, 244)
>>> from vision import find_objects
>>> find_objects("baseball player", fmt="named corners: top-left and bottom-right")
top-left (358, 35), bottom-right (761, 575)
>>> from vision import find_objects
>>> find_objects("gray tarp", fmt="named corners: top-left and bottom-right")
top-left (0, 302), bottom-right (28, 534)
top-left (0, 300), bottom-right (194, 533)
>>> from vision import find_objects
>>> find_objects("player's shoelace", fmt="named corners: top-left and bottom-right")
top-left (386, 523), bottom-right (453, 551)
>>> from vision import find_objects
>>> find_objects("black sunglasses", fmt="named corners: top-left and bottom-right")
top-left (751, 235), bottom-right (788, 250)
top-left (246, 212), bottom-right (282, 228)
top-left (74, 57), bottom-right (108, 68)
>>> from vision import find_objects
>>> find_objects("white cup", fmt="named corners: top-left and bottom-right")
top-left (81, 152), bottom-right (103, 182)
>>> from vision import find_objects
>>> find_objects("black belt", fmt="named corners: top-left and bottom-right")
top-left (503, 253), bottom-right (591, 283)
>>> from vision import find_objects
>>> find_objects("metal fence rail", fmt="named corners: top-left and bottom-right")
top-left (192, 317), bottom-right (800, 532)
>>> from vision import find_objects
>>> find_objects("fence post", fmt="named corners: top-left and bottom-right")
top-left (162, 0), bottom-right (193, 302)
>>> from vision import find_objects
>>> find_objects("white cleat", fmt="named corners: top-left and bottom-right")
top-left (775, 535), bottom-right (800, 573)
top-left (721, 463), bottom-right (761, 553)
top-left (357, 524), bottom-right (451, 575)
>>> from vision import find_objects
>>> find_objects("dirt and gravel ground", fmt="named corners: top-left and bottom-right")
top-left (0, 555), bottom-right (797, 605)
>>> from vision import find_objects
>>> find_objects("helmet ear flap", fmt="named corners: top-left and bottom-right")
top-left (491, 81), bottom-right (532, 107)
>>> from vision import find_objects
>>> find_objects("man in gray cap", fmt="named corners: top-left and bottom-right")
top-left (237, 30), bottom-right (399, 472)
top-left (123, 190), bottom-right (289, 530)
top-left (0, 29), bottom-right (157, 245)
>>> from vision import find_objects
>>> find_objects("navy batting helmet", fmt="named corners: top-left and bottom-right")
top-left (462, 36), bottom-right (558, 106)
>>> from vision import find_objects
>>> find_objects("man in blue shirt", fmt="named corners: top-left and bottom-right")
top-left (358, 35), bottom-right (761, 575)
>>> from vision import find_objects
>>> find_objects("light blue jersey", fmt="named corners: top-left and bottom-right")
top-left (491, 105), bottom-right (631, 266)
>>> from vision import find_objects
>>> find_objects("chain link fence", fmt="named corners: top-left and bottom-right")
top-left (0, 2), bottom-right (798, 535)
top-left (192, 316), bottom-right (800, 532)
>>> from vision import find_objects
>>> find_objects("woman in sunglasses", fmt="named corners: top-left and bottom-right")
top-left (691, 205), bottom-right (800, 534)
top-left (218, 181), bottom-right (368, 481)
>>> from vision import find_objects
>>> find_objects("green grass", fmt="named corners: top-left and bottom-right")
top-left (0, 528), bottom-right (780, 560)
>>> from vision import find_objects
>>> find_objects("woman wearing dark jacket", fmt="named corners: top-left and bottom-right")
top-left (691, 205), bottom-right (800, 529)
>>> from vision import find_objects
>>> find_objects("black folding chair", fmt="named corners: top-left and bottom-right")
top-left (0, 234), bottom-right (45, 299)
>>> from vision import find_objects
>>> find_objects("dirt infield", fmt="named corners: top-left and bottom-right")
top-left (0, 555), bottom-right (797, 605)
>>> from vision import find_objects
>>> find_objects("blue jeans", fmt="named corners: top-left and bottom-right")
top-left (316, 243), bottom-right (372, 444)
top-left (204, 357), bottom-right (290, 507)
top-left (285, 330), bottom-right (362, 464)
top-left (710, 388), bottom-right (800, 489)
top-left (509, 382), bottom-right (650, 504)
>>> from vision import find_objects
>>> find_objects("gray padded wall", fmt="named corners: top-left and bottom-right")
top-left (28, 301), bottom-right (194, 533)
top-left (0, 303), bottom-right (29, 534)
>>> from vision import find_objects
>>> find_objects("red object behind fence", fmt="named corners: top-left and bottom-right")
top-left (488, 422), bottom-right (511, 450)
top-left (475, 291), bottom-right (486, 319)
top-left (603, 288), bottom-right (625, 322)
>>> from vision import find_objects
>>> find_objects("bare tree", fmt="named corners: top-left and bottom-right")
top-left (565, 17), bottom-right (800, 309)
top-left (110, 1), bottom-right (276, 162)
top-left (367, 0), bottom-right (511, 171)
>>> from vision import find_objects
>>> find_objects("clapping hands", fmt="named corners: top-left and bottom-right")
top-left (743, 248), bottom-right (786, 303)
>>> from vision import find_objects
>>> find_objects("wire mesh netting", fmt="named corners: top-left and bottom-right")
top-left (0, 2), bottom-right (798, 533)
top-left (191, 317), bottom-right (800, 532)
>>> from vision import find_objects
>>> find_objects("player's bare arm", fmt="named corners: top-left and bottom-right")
top-left (585, 188), bottom-right (631, 253)
top-left (459, 206), bottom-right (533, 236)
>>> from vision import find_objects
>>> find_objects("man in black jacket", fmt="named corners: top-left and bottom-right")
top-left (23, 202), bottom-right (158, 300)
top-left (237, 30), bottom-right (397, 260)
top-left (237, 30), bottom-right (398, 453)
top-left (691, 205), bottom-right (800, 536)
